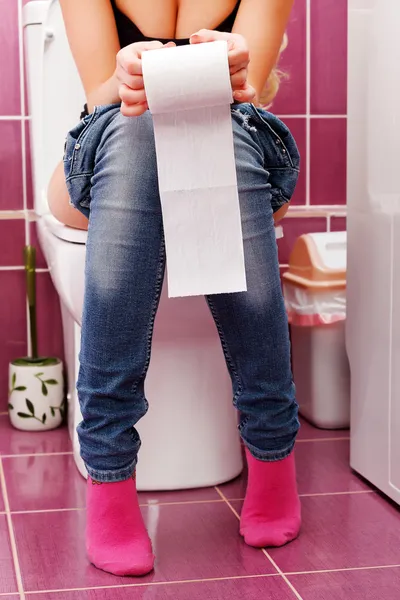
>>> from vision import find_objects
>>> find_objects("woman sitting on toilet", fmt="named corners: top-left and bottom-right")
top-left (51, 0), bottom-right (301, 576)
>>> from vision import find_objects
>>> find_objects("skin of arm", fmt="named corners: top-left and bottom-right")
top-left (59, 0), bottom-right (121, 111)
top-left (232, 0), bottom-right (294, 103)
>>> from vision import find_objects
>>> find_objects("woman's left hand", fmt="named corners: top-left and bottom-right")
top-left (190, 29), bottom-right (256, 103)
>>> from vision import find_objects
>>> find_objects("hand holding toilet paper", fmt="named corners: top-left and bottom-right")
top-left (142, 41), bottom-right (247, 298)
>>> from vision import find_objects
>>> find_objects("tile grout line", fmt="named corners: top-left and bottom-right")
top-left (0, 436), bottom-right (351, 459)
top-left (17, 0), bottom-right (31, 359)
top-left (13, 564), bottom-right (400, 596)
top-left (22, 574), bottom-right (281, 595)
top-left (284, 563), bottom-right (400, 577)
top-left (214, 486), bottom-right (304, 600)
top-left (3, 489), bottom-right (377, 516)
top-left (296, 436), bottom-right (350, 443)
top-left (305, 0), bottom-right (311, 207)
top-left (1, 452), bottom-right (74, 459)
top-left (0, 459), bottom-right (25, 600)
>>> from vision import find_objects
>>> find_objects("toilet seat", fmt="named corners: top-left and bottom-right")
top-left (42, 212), bottom-right (283, 244)
top-left (42, 213), bottom-right (87, 244)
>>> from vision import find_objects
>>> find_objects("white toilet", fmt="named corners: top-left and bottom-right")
top-left (23, 0), bottom-right (243, 490)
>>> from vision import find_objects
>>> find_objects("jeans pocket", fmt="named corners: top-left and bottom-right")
top-left (249, 105), bottom-right (301, 171)
top-left (63, 109), bottom-right (98, 180)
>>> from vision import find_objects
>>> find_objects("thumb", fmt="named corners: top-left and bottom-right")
top-left (190, 29), bottom-right (232, 45)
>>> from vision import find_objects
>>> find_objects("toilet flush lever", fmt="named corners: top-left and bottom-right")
top-left (44, 29), bottom-right (54, 44)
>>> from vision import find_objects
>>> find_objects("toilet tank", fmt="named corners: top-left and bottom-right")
top-left (23, 0), bottom-right (85, 215)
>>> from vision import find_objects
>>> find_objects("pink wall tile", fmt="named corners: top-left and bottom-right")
top-left (282, 118), bottom-right (306, 205)
top-left (25, 121), bottom-right (34, 209)
top-left (273, 0), bottom-right (306, 115)
top-left (279, 216), bottom-right (327, 264)
top-left (36, 273), bottom-right (64, 363)
top-left (0, 121), bottom-right (23, 210)
top-left (331, 216), bottom-right (347, 231)
top-left (0, 220), bottom-right (25, 266)
top-left (29, 222), bottom-right (47, 269)
top-left (311, 0), bottom-right (347, 114)
top-left (310, 118), bottom-right (347, 205)
top-left (0, 272), bottom-right (27, 412)
top-left (0, 0), bottom-right (21, 116)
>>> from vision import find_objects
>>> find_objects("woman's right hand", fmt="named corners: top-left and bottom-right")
top-left (116, 41), bottom-right (174, 117)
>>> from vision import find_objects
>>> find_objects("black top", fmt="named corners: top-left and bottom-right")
top-left (81, 2), bottom-right (240, 118)
top-left (111, 0), bottom-right (241, 48)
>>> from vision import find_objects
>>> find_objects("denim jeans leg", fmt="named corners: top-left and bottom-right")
top-left (76, 112), bottom-right (165, 482)
top-left (206, 116), bottom-right (299, 461)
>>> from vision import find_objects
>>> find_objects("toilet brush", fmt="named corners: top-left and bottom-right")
top-left (8, 245), bottom-right (65, 431)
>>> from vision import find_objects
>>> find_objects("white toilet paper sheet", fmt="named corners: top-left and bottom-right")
top-left (142, 41), bottom-right (247, 298)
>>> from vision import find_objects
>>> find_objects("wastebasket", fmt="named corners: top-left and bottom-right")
top-left (283, 231), bottom-right (350, 429)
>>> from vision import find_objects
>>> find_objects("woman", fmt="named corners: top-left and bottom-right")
top-left (56, 0), bottom-right (301, 577)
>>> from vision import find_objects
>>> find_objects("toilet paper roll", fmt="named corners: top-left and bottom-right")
top-left (142, 41), bottom-right (247, 297)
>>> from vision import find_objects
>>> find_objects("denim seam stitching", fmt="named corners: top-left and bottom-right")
top-left (205, 296), bottom-right (243, 405)
top-left (248, 104), bottom-right (294, 168)
top-left (131, 233), bottom-right (165, 397)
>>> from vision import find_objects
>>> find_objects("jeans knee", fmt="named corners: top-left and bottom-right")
top-left (106, 110), bottom-right (156, 160)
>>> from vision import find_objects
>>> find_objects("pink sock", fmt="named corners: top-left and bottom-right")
top-left (86, 475), bottom-right (154, 576)
top-left (240, 449), bottom-right (301, 548)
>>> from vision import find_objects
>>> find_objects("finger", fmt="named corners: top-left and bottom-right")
top-left (137, 39), bottom-right (170, 58)
top-left (228, 47), bottom-right (249, 71)
top-left (119, 84), bottom-right (146, 106)
top-left (119, 41), bottom-right (164, 75)
top-left (190, 29), bottom-right (234, 49)
top-left (229, 59), bottom-right (249, 75)
top-left (116, 67), bottom-right (144, 91)
top-left (230, 68), bottom-right (248, 91)
top-left (233, 83), bottom-right (256, 103)
top-left (120, 101), bottom-right (148, 117)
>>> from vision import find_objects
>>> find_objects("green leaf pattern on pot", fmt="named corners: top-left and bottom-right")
top-left (9, 371), bottom-right (63, 426)
top-left (8, 373), bottom-right (27, 399)
top-left (17, 399), bottom-right (49, 424)
top-left (34, 372), bottom-right (59, 397)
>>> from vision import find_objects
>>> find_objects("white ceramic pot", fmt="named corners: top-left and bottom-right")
top-left (8, 358), bottom-right (65, 431)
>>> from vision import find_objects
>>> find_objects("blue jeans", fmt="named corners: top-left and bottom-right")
top-left (64, 103), bottom-right (300, 483)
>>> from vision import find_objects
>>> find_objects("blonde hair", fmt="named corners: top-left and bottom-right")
top-left (260, 33), bottom-right (288, 107)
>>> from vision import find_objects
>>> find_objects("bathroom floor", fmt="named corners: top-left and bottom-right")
top-left (0, 415), bottom-right (399, 599)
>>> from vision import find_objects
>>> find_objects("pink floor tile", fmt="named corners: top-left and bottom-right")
top-left (0, 515), bottom-right (18, 594)
top-left (0, 484), bottom-right (4, 512)
top-left (30, 575), bottom-right (296, 599)
top-left (297, 417), bottom-right (349, 440)
top-left (0, 416), bottom-right (71, 456)
top-left (289, 567), bottom-right (400, 600)
top-left (295, 440), bottom-right (370, 495)
top-left (218, 440), bottom-right (369, 500)
top-left (264, 493), bottom-right (400, 572)
top-left (139, 486), bottom-right (221, 506)
top-left (3, 454), bottom-right (85, 512)
top-left (217, 470), bottom-right (247, 501)
top-left (14, 502), bottom-right (273, 592)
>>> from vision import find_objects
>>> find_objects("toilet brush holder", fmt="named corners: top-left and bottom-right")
top-left (8, 358), bottom-right (65, 431)
top-left (8, 245), bottom-right (65, 431)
